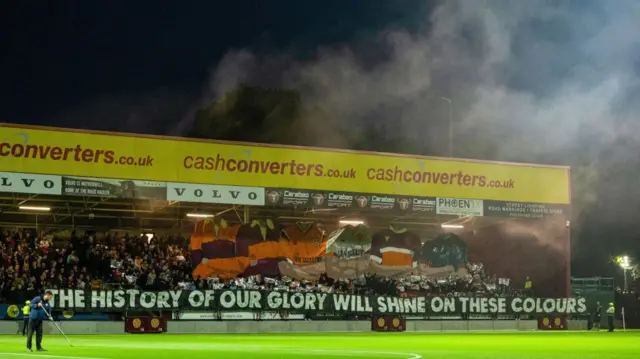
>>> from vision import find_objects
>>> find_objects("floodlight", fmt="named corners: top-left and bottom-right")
top-left (19, 206), bottom-right (51, 212)
top-left (441, 224), bottom-right (464, 229)
top-left (339, 220), bottom-right (365, 225)
top-left (186, 213), bottom-right (214, 218)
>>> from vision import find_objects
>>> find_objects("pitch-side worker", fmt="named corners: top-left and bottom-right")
top-left (606, 302), bottom-right (615, 332)
top-left (21, 300), bottom-right (31, 336)
top-left (26, 291), bottom-right (54, 352)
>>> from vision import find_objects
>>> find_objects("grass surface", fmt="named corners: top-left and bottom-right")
top-left (0, 331), bottom-right (639, 359)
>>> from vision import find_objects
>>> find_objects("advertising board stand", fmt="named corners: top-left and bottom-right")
top-left (125, 316), bottom-right (167, 334)
top-left (371, 315), bottom-right (406, 332)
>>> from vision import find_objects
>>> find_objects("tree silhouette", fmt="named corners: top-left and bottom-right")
top-left (189, 84), bottom-right (302, 144)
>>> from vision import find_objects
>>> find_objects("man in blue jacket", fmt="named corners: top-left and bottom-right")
top-left (26, 291), bottom-right (53, 352)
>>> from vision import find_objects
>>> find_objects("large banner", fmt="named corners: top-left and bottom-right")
top-left (0, 124), bottom-right (570, 204)
top-left (61, 176), bottom-right (166, 199)
top-left (0, 171), bottom-right (264, 206)
top-left (46, 289), bottom-right (588, 316)
top-left (264, 190), bottom-right (568, 219)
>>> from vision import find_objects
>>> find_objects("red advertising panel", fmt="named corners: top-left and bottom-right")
top-left (538, 315), bottom-right (567, 330)
top-left (125, 316), bottom-right (167, 333)
top-left (371, 315), bottom-right (406, 332)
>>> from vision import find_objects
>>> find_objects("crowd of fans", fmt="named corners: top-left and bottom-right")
top-left (1, 228), bottom-right (520, 304)
top-left (0, 228), bottom-right (191, 303)
top-left (200, 262), bottom-right (520, 298)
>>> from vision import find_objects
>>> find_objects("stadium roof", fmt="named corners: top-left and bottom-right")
top-left (0, 123), bottom-right (566, 237)
top-left (0, 192), bottom-right (505, 238)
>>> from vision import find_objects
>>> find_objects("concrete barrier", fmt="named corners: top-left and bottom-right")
top-left (517, 320), bottom-right (538, 331)
top-left (170, 320), bottom-right (539, 334)
top-left (468, 321), bottom-right (494, 331)
top-left (169, 320), bottom-right (372, 334)
top-left (567, 320), bottom-right (588, 331)
top-left (408, 320), bottom-right (536, 332)
top-left (0, 321), bottom-right (123, 335)
top-left (1, 319), bottom-right (539, 335)
top-left (0, 321), bottom-right (22, 335)
top-left (441, 321), bottom-right (468, 332)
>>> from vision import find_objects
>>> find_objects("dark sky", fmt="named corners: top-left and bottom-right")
top-left (3, 1), bottom-right (640, 282)
top-left (3, 0), bottom-right (425, 127)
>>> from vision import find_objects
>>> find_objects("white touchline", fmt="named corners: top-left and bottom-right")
top-left (0, 353), bottom-right (107, 359)
top-left (56, 341), bottom-right (423, 359)
top-left (265, 348), bottom-right (422, 359)
top-left (311, 350), bottom-right (421, 359)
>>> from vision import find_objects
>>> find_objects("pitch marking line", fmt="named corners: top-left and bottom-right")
top-left (276, 349), bottom-right (422, 358)
top-left (0, 338), bottom-right (423, 359)
top-left (0, 349), bottom-right (419, 359)
top-left (0, 353), bottom-right (106, 359)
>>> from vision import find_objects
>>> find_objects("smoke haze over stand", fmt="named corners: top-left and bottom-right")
top-left (26, 0), bottom-right (640, 277)
top-left (206, 0), bottom-right (639, 161)
top-left (201, 0), bottom-right (640, 276)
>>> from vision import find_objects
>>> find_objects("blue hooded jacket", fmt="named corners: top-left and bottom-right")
top-left (29, 296), bottom-right (52, 321)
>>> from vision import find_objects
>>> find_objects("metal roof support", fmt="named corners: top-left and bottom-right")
top-left (215, 206), bottom-right (237, 217)
top-left (53, 196), bottom-right (111, 224)
top-left (243, 205), bottom-right (250, 224)
top-left (17, 194), bottom-right (39, 206)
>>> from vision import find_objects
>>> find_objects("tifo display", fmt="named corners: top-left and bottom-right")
top-left (186, 217), bottom-right (568, 300)
top-left (45, 289), bottom-right (588, 315)
top-left (190, 218), bottom-right (469, 280)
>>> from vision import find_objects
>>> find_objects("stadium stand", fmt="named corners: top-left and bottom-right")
top-left (0, 228), bottom-right (190, 303)
top-left (1, 227), bottom-right (524, 306)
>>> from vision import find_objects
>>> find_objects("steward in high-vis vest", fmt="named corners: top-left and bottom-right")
top-left (606, 302), bottom-right (615, 332)
top-left (21, 301), bottom-right (30, 336)
top-left (524, 277), bottom-right (533, 296)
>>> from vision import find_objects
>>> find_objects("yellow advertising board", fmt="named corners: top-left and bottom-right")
top-left (0, 124), bottom-right (570, 204)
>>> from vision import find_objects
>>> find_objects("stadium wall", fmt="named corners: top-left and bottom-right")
top-left (0, 320), bottom-right (539, 335)
top-left (566, 320), bottom-right (588, 330)
top-left (0, 320), bottom-right (123, 335)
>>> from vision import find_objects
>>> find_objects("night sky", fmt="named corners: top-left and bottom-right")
top-left (3, 1), bottom-right (640, 282)
top-left (4, 0), bottom-right (425, 128)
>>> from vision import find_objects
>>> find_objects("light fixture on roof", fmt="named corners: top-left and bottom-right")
top-left (617, 255), bottom-right (632, 270)
top-left (19, 206), bottom-right (51, 212)
top-left (186, 213), bottom-right (214, 218)
top-left (339, 219), bottom-right (365, 225)
top-left (441, 224), bottom-right (464, 229)
top-left (615, 255), bottom-right (633, 292)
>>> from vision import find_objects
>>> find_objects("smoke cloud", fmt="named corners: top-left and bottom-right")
top-left (206, 0), bottom-right (638, 158)
top-left (202, 0), bottom-right (639, 220)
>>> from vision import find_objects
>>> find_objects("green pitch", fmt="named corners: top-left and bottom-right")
top-left (0, 331), bottom-right (639, 359)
